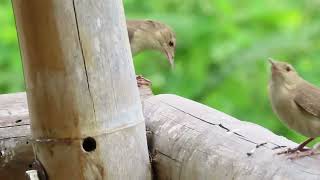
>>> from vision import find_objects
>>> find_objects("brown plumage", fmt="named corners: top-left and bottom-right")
top-left (126, 19), bottom-right (176, 87)
top-left (294, 84), bottom-right (320, 118)
top-left (126, 19), bottom-right (176, 67)
top-left (268, 58), bottom-right (320, 156)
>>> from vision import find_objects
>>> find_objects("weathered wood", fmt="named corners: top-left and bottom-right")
top-left (0, 93), bottom-right (32, 180)
top-left (145, 95), bottom-right (320, 180)
top-left (1, 88), bottom-right (320, 179)
top-left (11, 0), bottom-right (151, 179)
top-left (0, 87), bottom-right (152, 180)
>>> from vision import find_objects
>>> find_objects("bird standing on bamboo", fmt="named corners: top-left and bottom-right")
top-left (268, 59), bottom-right (320, 157)
top-left (126, 19), bottom-right (176, 86)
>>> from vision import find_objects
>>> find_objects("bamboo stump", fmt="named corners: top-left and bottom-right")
top-left (11, 0), bottom-right (151, 179)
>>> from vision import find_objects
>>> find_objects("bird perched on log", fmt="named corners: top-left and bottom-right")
top-left (126, 19), bottom-right (176, 86)
top-left (268, 58), bottom-right (320, 157)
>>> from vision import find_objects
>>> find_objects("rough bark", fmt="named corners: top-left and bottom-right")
top-left (1, 88), bottom-right (320, 179)
top-left (144, 94), bottom-right (320, 180)
top-left (11, 0), bottom-right (150, 179)
top-left (0, 93), bottom-right (31, 180)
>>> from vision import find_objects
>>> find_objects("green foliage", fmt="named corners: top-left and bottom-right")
top-left (0, 1), bottom-right (24, 92)
top-left (1, 0), bottom-right (320, 145)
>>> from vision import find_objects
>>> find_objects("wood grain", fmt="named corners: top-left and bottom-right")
top-left (11, 0), bottom-right (150, 179)
top-left (145, 94), bottom-right (320, 180)
top-left (1, 88), bottom-right (320, 179)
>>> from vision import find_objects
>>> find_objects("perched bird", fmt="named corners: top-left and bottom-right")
top-left (126, 19), bottom-right (176, 86)
top-left (268, 58), bottom-right (320, 156)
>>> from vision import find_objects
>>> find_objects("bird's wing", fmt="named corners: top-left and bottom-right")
top-left (126, 20), bottom-right (158, 44)
top-left (294, 82), bottom-right (320, 118)
top-left (126, 20), bottom-right (141, 43)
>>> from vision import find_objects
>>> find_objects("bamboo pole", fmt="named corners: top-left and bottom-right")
top-left (11, 0), bottom-right (151, 179)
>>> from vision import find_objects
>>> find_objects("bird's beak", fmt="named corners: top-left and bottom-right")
top-left (268, 58), bottom-right (278, 72)
top-left (268, 58), bottom-right (274, 64)
top-left (268, 58), bottom-right (276, 66)
top-left (165, 49), bottom-right (175, 69)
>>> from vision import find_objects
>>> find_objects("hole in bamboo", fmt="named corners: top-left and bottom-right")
top-left (82, 137), bottom-right (96, 152)
top-left (15, 119), bottom-right (22, 123)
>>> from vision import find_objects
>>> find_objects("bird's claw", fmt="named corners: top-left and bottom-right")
top-left (287, 149), bottom-right (319, 160)
top-left (136, 75), bottom-right (152, 87)
top-left (275, 146), bottom-right (320, 160)
top-left (276, 147), bottom-right (310, 155)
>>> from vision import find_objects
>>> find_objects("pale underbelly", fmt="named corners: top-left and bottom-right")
top-left (269, 85), bottom-right (320, 137)
top-left (276, 105), bottom-right (320, 137)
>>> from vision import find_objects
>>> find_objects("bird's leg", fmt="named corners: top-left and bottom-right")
top-left (136, 75), bottom-right (152, 87)
top-left (287, 149), bottom-right (320, 160)
top-left (277, 137), bottom-right (315, 155)
top-left (295, 137), bottom-right (315, 151)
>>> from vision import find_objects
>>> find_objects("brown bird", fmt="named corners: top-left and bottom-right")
top-left (268, 58), bottom-right (320, 156)
top-left (126, 19), bottom-right (176, 86)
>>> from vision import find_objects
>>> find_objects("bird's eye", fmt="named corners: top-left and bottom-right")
top-left (168, 41), bottom-right (174, 47)
top-left (285, 66), bottom-right (291, 72)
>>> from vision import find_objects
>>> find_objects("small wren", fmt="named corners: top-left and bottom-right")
top-left (126, 19), bottom-right (176, 87)
top-left (127, 19), bottom-right (176, 67)
top-left (268, 58), bottom-right (320, 156)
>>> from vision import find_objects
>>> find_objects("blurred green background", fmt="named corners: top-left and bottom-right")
top-left (1, 0), bottom-right (320, 145)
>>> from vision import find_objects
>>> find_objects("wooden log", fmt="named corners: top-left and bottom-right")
top-left (1, 87), bottom-right (320, 179)
top-left (0, 93), bottom-right (31, 180)
top-left (0, 86), bottom-right (152, 180)
top-left (145, 95), bottom-right (320, 180)
top-left (11, 0), bottom-right (151, 179)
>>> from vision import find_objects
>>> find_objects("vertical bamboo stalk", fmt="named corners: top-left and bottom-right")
top-left (12, 0), bottom-right (151, 179)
